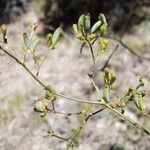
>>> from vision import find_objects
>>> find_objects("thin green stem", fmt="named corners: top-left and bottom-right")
top-left (55, 92), bottom-right (103, 105)
top-left (0, 45), bottom-right (104, 105)
top-left (105, 104), bottom-right (150, 135)
top-left (87, 40), bottom-right (95, 65)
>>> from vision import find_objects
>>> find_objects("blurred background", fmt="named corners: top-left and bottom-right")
top-left (0, 0), bottom-right (150, 150)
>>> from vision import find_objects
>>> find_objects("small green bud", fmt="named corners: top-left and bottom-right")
top-left (34, 101), bottom-right (45, 113)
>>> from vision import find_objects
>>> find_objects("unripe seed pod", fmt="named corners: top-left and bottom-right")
top-left (34, 101), bottom-right (45, 113)
top-left (91, 21), bottom-right (101, 33)
top-left (78, 14), bottom-right (85, 31)
top-left (52, 27), bottom-right (63, 45)
top-left (84, 14), bottom-right (91, 31)
top-left (134, 94), bottom-right (145, 111)
top-left (72, 24), bottom-right (78, 34)
top-left (98, 13), bottom-right (107, 24)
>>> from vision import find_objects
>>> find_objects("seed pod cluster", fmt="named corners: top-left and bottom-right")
top-left (72, 13), bottom-right (108, 42)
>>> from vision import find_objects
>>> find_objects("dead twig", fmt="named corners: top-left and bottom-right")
top-left (101, 44), bottom-right (119, 71)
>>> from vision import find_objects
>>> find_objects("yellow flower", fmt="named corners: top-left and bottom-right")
top-left (99, 38), bottom-right (108, 52)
